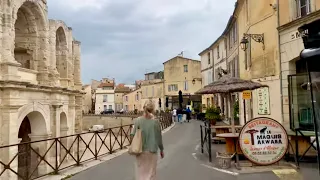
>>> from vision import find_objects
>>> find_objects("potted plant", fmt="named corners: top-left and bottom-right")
top-left (205, 106), bottom-right (221, 125)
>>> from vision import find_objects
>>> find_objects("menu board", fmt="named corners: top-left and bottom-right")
top-left (257, 87), bottom-right (270, 115)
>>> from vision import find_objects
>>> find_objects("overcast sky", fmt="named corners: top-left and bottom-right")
top-left (48, 0), bottom-right (236, 85)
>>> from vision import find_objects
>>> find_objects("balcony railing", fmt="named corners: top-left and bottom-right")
top-left (0, 113), bottom-right (172, 180)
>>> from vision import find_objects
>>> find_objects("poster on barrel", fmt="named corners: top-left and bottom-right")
top-left (239, 117), bottom-right (288, 165)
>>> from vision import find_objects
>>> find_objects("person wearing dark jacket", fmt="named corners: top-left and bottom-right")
top-left (186, 107), bottom-right (191, 122)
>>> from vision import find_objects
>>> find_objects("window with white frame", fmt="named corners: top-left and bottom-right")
top-left (296, 0), bottom-right (311, 18)
top-left (184, 81), bottom-right (188, 91)
top-left (103, 95), bottom-right (108, 102)
top-left (168, 84), bottom-right (178, 92)
top-left (109, 105), bottom-right (112, 110)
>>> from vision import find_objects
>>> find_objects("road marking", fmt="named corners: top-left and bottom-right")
top-left (201, 164), bottom-right (239, 176)
top-left (195, 144), bottom-right (200, 151)
top-left (192, 153), bottom-right (198, 160)
top-left (273, 169), bottom-right (302, 180)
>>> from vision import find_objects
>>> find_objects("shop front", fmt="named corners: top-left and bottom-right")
top-left (280, 18), bottom-right (320, 173)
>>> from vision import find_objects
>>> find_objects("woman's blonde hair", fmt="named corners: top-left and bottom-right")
top-left (143, 99), bottom-right (155, 114)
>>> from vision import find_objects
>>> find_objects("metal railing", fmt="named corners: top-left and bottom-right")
top-left (200, 122), bottom-right (212, 162)
top-left (0, 113), bottom-right (173, 180)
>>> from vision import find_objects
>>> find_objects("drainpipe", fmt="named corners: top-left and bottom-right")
top-left (276, 0), bottom-right (284, 124)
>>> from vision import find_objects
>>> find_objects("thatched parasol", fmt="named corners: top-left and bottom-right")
top-left (195, 76), bottom-right (267, 95)
top-left (196, 76), bottom-right (268, 134)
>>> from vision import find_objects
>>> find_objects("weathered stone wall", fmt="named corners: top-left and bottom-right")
top-left (82, 115), bottom-right (135, 131)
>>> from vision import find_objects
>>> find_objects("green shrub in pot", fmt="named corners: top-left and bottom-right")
top-left (205, 106), bottom-right (221, 125)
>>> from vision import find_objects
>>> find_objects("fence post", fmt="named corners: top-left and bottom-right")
top-left (208, 127), bottom-right (212, 162)
top-left (77, 135), bottom-right (80, 166)
top-left (55, 138), bottom-right (59, 174)
top-left (95, 132), bottom-right (98, 160)
top-left (200, 125), bottom-right (204, 153)
top-left (120, 126), bottom-right (123, 149)
top-left (109, 129), bottom-right (113, 154)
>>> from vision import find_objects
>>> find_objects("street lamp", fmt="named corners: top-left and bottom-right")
top-left (240, 33), bottom-right (265, 51)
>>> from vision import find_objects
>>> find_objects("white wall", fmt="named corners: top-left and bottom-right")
top-left (95, 93), bottom-right (115, 113)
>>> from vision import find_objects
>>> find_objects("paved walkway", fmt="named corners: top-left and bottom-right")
top-left (69, 121), bottom-right (302, 180)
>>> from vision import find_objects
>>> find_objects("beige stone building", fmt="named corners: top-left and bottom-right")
top-left (235, 0), bottom-right (281, 125)
top-left (279, 0), bottom-right (320, 131)
top-left (115, 84), bottom-right (131, 112)
top-left (82, 85), bottom-right (92, 114)
top-left (163, 56), bottom-right (202, 109)
top-left (141, 72), bottom-right (165, 111)
top-left (123, 88), bottom-right (142, 111)
top-left (0, 0), bottom-right (83, 179)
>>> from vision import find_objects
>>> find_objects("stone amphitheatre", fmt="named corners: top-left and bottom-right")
top-left (0, 0), bottom-right (83, 179)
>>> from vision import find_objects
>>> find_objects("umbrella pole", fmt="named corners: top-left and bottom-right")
top-left (229, 93), bottom-right (235, 134)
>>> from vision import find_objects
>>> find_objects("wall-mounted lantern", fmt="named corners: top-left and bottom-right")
top-left (240, 33), bottom-right (265, 51)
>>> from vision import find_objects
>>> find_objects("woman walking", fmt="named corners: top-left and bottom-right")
top-left (131, 100), bottom-right (164, 180)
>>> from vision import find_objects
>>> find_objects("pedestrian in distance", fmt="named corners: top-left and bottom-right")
top-left (130, 100), bottom-right (164, 180)
top-left (186, 107), bottom-right (191, 123)
top-left (177, 108), bottom-right (183, 123)
top-left (172, 108), bottom-right (177, 122)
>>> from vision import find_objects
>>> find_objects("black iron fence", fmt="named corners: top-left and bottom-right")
top-left (0, 113), bottom-right (173, 180)
top-left (200, 122), bottom-right (212, 162)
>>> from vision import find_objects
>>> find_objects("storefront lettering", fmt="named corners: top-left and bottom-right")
top-left (291, 29), bottom-right (308, 40)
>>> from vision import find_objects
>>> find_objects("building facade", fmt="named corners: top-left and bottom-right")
top-left (95, 79), bottom-right (115, 113)
top-left (82, 85), bottom-right (92, 114)
top-left (199, 41), bottom-right (214, 111)
top-left (123, 88), bottom-right (142, 111)
top-left (141, 78), bottom-right (165, 111)
top-left (115, 84), bottom-right (131, 112)
top-left (236, 0), bottom-right (281, 125)
top-left (199, 35), bottom-right (228, 112)
top-left (163, 56), bottom-right (202, 109)
top-left (0, 0), bottom-right (83, 179)
top-left (278, 0), bottom-right (320, 130)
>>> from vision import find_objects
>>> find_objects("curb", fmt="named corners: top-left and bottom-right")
top-left (38, 122), bottom-right (176, 180)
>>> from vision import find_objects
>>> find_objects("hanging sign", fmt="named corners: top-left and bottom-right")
top-left (239, 117), bottom-right (288, 165)
top-left (242, 91), bottom-right (251, 100)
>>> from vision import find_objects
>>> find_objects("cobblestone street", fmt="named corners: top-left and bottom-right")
top-left (69, 120), bottom-right (311, 180)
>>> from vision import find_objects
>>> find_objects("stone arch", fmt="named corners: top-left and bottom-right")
top-left (13, 0), bottom-right (49, 71)
top-left (18, 103), bottom-right (50, 135)
top-left (56, 26), bottom-right (68, 81)
top-left (17, 111), bottom-right (47, 179)
top-left (60, 112), bottom-right (68, 135)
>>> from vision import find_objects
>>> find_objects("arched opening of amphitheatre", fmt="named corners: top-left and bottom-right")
top-left (59, 112), bottom-right (68, 162)
top-left (17, 111), bottom-right (47, 179)
top-left (14, 1), bottom-right (45, 70)
top-left (56, 27), bottom-right (68, 79)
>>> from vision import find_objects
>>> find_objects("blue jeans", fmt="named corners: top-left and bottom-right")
top-left (178, 114), bottom-right (182, 122)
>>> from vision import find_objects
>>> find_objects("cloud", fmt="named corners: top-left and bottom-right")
top-left (48, 0), bottom-right (236, 84)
